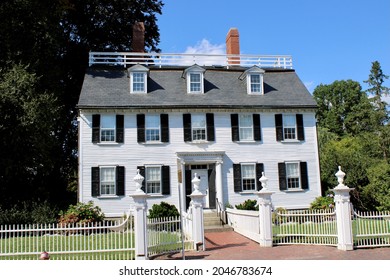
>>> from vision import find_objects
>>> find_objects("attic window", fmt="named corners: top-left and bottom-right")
top-left (183, 65), bottom-right (206, 94)
top-left (128, 64), bottom-right (149, 94)
top-left (240, 66), bottom-right (265, 95)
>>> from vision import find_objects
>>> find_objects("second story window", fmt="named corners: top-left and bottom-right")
top-left (145, 115), bottom-right (160, 142)
top-left (100, 115), bottom-right (116, 142)
top-left (231, 113), bottom-right (261, 142)
top-left (239, 114), bottom-right (254, 141)
top-left (275, 114), bottom-right (305, 142)
top-left (283, 114), bottom-right (296, 140)
top-left (191, 114), bottom-right (206, 141)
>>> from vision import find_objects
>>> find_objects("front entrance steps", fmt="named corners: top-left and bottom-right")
top-left (204, 210), bottom-right (233, 233)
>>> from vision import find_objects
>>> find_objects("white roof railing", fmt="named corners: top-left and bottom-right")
top-left (89, 52), bottom-right (293, 69)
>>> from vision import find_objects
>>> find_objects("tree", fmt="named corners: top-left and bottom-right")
top-left (313, 80), bottom-right (377, 136)
top-left (0, 0), bottom-right (164, 210)
top-left (364, 60), bottom-right (389, 126)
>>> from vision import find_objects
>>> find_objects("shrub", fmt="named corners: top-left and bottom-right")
top-left (310, 191), bottom-right (335, 210)
top-left (235, 199), bottom-right (258, 211)
top-left (148, 202), bottom-right (179, 219)
top-left (0, 200), bottom-right (58, 225)
top-left (58, 201), bottom-right (105, 225)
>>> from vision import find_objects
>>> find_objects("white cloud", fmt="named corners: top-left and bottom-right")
top-left (184, 39), bottom-right (225, 55)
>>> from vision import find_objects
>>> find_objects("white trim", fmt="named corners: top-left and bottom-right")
top-left (130, 71), bottom-right (147, 94)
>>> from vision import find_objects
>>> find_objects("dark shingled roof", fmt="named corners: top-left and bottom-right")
top-left (77, 66), bottom-right (317, 109)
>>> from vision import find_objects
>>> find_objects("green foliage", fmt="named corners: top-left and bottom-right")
top-left (0, 200), bottom-right (58, 225)
top-left (310, 191), bottom-right (335, 210)
top-left (148, 202), bottom-right (180, 219)
top-left (58, 201), bottom-right (105, 225)
top-left (235, 199), bottom-right (259, 211)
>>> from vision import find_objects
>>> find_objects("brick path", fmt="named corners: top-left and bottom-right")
top-left (152, 230), bottom-right (390, 260)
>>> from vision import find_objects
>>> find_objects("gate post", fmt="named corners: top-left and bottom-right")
top-left (256, 172), bottom-right (274, 247)
top-left (333, 166), bottom-right (354, 251)
top-left (187, 173), bottom-right (206, 250)
top-left (129, 169), bottom-right (150, 260)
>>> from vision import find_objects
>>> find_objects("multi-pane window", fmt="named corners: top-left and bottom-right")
top-left (189, 73), bottom-right (201, 93)
top-left (145, 115), bottom-right (160, 142)
top-left (239, 114), bottom-right (254, 141)
top-left (241, 164), bottom-right (256, 191)
top-left (100, 167), bottom-right (116, 195)
top-left (146, 166), bottom-right (161, 194)
top-left (100, 115), bottom-right (116, 142)
top-left (286, 162), bottom-right (300, 189)
top-left (250, 74), bottom-right (261, 93)
top-left (191, 114), bottom-right (206, 141)
top-left (283, 115), bottom-right (296, 140)
top-left (132, 72), bottom-right (146, 93)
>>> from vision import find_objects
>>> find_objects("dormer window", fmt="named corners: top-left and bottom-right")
top-left (240, 66), bottom-right (265, 95)
top-left (183, 65), bottom-right (205, 94)
top-left (128, 64), bottom-right (149, 94)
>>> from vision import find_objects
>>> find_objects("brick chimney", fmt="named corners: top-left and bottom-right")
top-left (226, 28), bottom-right (240, 65)
top-left (132, 22), bottom-right (145, 53)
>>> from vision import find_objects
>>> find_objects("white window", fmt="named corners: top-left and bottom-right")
top-left (190, 73), bottom-right (201, 92)
top-left (100, 167), bottom-right (116, 195)
top-left (286, 162), bottom-right (300, 189)
top-left (131, 72), bottom-right (147, 93)
top-left (184, 65), bottom-right (205, 94)
top-left (239, 114), bottom-right (254, 141)
top-left (100, 115), bottom-right (116, 142)
top-left (283, 115), bottom-right (296, 140)
top-left (146, 166), bottom-right (161, 194)
top-left (146, 115), bottom-right (160, 142)
top-left (241, 164), bottom-right (256, 191)
top-left (250, 74), bottom-right (262, 93)
top-left (191, 114), bottom-right (206, 141)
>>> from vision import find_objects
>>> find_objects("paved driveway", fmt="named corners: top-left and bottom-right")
top-left (153, 231), bottom-right (390, 260)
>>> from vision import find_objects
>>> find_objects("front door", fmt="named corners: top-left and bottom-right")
top-left (191, 169), bottom-right (209, 208)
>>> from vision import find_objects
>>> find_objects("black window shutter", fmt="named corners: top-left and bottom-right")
top-left (116, 115), bottom-right (124, 143)
top-left (233, 164), bottom-right (242, 192)
top-left (137, 114), bottom-right (145, 143)
top-left (256, 163), bottom-right (264, 191)
top-left (278, 162), bottom-right (287, 191)
top-left (137, 166), bottom-right (146, 192)
top-left (161, 165), bottom-right (170, 195)
top-left (91, 167), bottom-right (100, 197)
top-left (92, 114), bottom-right (101, 143)
top-left (160, 114), bottom-right (169, 143)
top-left (231, 114), bottom-right (239, 142)
top-left (296, 114), bottom-right (305, 141)
top-left (116, 166), bottom-right (125, 196)
top-left (183, 114), bottom-right (192, 142)
top-left (253, 114), bottom-right (261, 141)
top-left (206, 113), bottom-right (215, 141)
top-left (185, 170), bottom-right (192, 209)
top-left (300, 162), bottom-right (309, 190)
top-left (275, 114), bottom-right (283, 141)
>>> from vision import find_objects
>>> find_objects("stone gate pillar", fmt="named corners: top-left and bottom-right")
top-left (187, 173), bottom-right (206, 250)
top-left (256, 172), bottom-right (274, 247)
top-left (333, 166), bottom-right (354, 251)
top-left (129, 169), bottom-right (150, 260)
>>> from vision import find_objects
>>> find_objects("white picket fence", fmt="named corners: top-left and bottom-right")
top-left (0, 215), bottom-right (134, 260)
top-left (353, 210), bottom-right (390, 248)
top-left (147, 214), bottom-right (194, 258)
top-left (273, 209), bottom-right (338, 246)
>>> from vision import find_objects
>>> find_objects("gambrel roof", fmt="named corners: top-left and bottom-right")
top-left (77, 65), bottom-right (317, 109)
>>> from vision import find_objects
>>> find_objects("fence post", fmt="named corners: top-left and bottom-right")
top-left (333, 166), bottom-right (354, 251)
top-left (256, 172), bottom-right (274, 247)
top-left (187, 173), bottom-right (206, 250)
top-left (129, 169), bottom-right (150, 260)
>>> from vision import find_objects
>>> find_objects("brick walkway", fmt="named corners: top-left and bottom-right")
top-left (152, 230), bottom-right (390, 260)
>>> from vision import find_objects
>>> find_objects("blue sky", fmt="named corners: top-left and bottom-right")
top-left (156, 0), bottom-right (390, 96)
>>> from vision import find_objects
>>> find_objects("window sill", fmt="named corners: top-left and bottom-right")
top-left (281, 139), bottom-right (301, 143)
top-left (97, 195), bottom-right (121, 199)
top-left (236, 140), bottom-right (259, 143)
top-left (190, 140), bottom-right (210, 144)
top-left (282, 189), bottom-right (305, 193)
top-left (147, 194), bottom-right (164, 197)
top-left (96, 142), bottom-right (121, 146)
top-left (239, 191), bottom-right (258, 194)
top-left (141, 142), bottom-right (167, 145)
